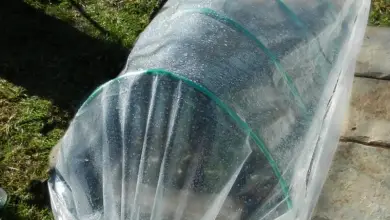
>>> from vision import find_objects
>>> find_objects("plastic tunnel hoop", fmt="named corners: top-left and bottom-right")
top-left (276, 0), bottom-right (335, 66)
top-left (179, 8), bottom-right (306, 112)
top-left (277, 0), bottom-right (336, 29)
top-left (76, 68), bottom-right (293, 208)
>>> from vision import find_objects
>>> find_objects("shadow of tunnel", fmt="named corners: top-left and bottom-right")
top-left (0, 0), bottom-right (128, 115)
top-left (0, 1), bottom-right (129, 218)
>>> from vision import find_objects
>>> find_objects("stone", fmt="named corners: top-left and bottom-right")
top-left (355, 27), bottom-right (390, 79)
top-left (313, 142), bottom-right (390, 220)
top-left (342, 77), bottom-right (390, 146)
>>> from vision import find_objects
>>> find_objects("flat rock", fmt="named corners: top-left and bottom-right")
top-left (355, 27), bottom-right (390, 79)
top-left (313, 142), bottom-right (390, 220)
top-left (342, 77), bottom-right (390, 146)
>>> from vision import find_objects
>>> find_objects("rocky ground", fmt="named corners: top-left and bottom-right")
top-left (313, 26), bottom-right (390, 220)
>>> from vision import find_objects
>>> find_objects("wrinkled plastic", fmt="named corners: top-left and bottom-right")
top-left (48, 0), bottom-right (370, 219)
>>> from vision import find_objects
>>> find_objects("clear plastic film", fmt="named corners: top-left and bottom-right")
top-left (48, 0), bottom-right (370, 219)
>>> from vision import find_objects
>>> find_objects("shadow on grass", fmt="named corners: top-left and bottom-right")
top-left (0, 187), bottom-right (52, 220)
top-left (0, 0), bottom-right (128, 116)
top-left (0, 1), bottom-right (128, 218)
top-left (0, 199), bottom-right (24, 220)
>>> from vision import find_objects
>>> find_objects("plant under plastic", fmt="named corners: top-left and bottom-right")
top-left (48, 0), bottom-right (371, 219)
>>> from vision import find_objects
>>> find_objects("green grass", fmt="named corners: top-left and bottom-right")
top-left (0, 0), bottom-right (389, 219)
top-left (370, 0), bottom-right (390, 26)
top-left (0, 79), bottom-right (61, 219)
top-left (0, 0), bottom-right (158, 219)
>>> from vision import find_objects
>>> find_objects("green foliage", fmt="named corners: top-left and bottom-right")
top-left (370, 0), bottom-right (390, 26)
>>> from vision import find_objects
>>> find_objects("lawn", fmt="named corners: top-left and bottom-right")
top-left (0, 0), bottom-right (389, 219)
top-left (0, 0), bottom-right (158, 219)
